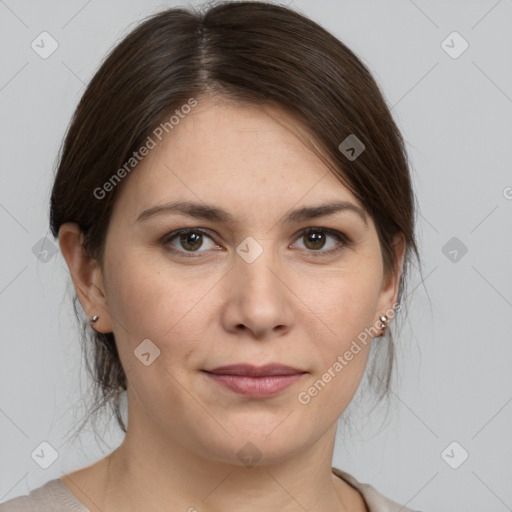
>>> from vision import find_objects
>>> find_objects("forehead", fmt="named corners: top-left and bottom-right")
top-left (111, 95), bottom-right (361, 223)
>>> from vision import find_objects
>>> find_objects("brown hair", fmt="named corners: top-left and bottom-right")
top-left (49, 1), bottom-right (420, 437)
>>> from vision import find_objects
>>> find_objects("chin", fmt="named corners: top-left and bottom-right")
top-left (191, 416), bottom-right (315, 468)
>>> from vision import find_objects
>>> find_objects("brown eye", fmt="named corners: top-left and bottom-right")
top-left (293, 227), bottom-right (349, 256)
top-left (179, 231), bottom-right (203, 251)
top-left (163, 228), bottom-right (218, 254)
top-left (303, 230), bottom-right (327, 250)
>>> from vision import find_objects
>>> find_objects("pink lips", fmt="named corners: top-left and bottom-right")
top-left (202, 364), bottom-right (306, 398)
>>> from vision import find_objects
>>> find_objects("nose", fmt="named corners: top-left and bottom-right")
top-left (219, 239), bottom-right (295, 340)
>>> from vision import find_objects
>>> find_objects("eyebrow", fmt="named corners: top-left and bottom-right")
top-left (135, 199), bottom-right (367, 226)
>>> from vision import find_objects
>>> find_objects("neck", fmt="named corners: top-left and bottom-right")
top-left (101, 419), bottom-right (354, 512)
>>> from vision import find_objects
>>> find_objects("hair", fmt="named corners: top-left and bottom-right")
top-left (49, 0), bottom-right (421, 439)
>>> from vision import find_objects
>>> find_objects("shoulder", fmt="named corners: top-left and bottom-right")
top-left (0, 479), bottom-right (89, 512)
top-left (332, 467), bottom-right (425, 512)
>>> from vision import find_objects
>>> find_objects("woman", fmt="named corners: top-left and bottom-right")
top-left (0, 1), bottom-right (423, 511)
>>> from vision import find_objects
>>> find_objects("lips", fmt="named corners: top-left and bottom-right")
top-left (204, 363), bottom-right (305, 377)
top-left (202, 364), bottom-right (306, 398)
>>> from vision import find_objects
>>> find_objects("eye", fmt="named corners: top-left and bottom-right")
top-left (162, 228), bottom-right (220, 256)
top-left (162, 227), bottom-right (350, 258)
top-left (292, 227), bottom-right (349, 256)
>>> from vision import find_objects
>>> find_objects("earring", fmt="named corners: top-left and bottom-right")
top-left (90, 315), bottom-right (99, 323)
top-left (378, 315), bottom-right (389, 336)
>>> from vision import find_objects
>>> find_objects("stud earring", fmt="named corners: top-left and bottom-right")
top-left (90, 315), bottom-right (99, 323)
top-left (378, 315), bottom-right (389, 336)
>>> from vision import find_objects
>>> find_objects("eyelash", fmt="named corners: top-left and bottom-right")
top-left (161, 227), bottom-right (351, 258)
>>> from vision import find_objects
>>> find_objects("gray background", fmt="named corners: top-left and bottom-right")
top-left (1, 1), bottom-right (511, 511)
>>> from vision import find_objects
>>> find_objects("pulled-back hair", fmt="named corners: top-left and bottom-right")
top-left (49, 1), bottom-right (420, 437)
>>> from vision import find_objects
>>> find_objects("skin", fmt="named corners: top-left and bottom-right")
top-left (58, 94), bottom-right (405, 512)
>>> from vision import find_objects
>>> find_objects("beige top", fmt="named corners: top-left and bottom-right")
top-left (0, 467), bottom-right (422, 512)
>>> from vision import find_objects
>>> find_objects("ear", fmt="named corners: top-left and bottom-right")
top-left (58, 222), bottom-right (113, 333)
top-left (375, 232), bottom-right (406, 324)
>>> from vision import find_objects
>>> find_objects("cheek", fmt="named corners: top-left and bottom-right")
top-left (103, 251), bottom-right (219, 368)
top-left (296, 262), bottom-right (382, 406)
top-left (294, 281), bottom-right (379, 416)
top-left (304, 265), bottom-right (382, 344)
top-left (102, 254), bottom-right (215, 422)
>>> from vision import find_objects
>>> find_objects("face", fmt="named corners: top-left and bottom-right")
top-left (76, 95), bottom-right (402, 465)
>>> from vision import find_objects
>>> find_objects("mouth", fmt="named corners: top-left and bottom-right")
top-left (202, 364), bottom-right (307, 398)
